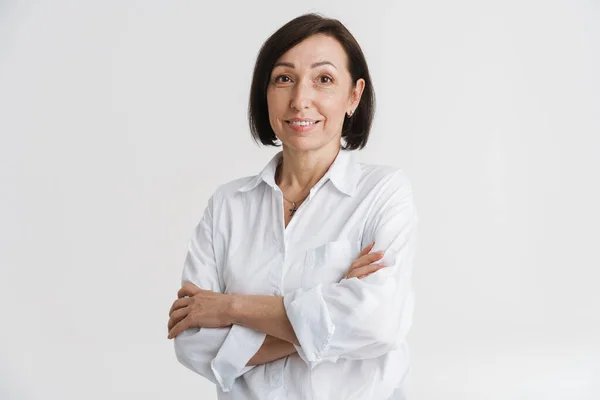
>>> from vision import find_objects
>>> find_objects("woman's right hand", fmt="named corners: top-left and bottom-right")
top-left (344, 242), bottom-right (386, 280)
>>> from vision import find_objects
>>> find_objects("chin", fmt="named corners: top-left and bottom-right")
top-left (283, 139), bottom-right (319, 152)
top-left (282, 136), bottom-right (338, 153)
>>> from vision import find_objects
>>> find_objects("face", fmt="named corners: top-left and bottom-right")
top-left (266, 34), bottom-right (365, 153)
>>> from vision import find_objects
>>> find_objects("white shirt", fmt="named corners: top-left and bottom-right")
top-left (174, 149), bottom-right (419, 400)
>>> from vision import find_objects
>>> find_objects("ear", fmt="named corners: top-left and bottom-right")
top-left (348, 78), bottom-right (366, 112)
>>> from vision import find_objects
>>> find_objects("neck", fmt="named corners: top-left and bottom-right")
top-left (276, 145), bottom-right (340, 197)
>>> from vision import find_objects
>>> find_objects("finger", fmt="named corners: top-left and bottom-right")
top-left (168, 307), bottom-right (189, 331)
top-left (358, 242), bottom-right (375, 257)
top-left (169, 297), bottom-right (191, 317)
top-left (347, 264), bottom-right (385, 280)
top-left (358, 272), bottom-right (376, 279)
top-left (357, 264), bottom-right (388, 279)
top-left (168, 307), bottom-right (188, 331)
top-left (178, 283), bottom-right (200, 299)
top-left (346, 263), bottom-right (386, 280)
top-left (168, 317), bottom-right (190, 339)
top-left (348, 251), bottom-right (384, 272)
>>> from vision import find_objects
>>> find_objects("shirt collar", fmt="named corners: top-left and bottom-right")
top-left (237, 148), bottom-right (361, 197)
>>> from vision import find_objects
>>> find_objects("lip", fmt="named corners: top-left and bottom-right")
top-left (285, 119), bottom-right (321, 133)
top-left (286, 117), bottom-right (320, 122)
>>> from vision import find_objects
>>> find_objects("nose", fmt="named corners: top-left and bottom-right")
top-left (289, 81), bottom-right (313, 111)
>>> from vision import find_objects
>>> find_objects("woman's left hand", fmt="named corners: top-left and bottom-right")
top-left (167, 283), bottom-right (233, 339)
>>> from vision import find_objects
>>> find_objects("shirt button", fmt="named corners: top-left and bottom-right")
top-left (273, 289), bottom-right (281, 296)
top-left (271, 372), bottom-right (282, 386)
top-left (305, 251), bottom-right (315, 267)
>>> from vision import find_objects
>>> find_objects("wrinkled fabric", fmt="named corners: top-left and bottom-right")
top-left (174, 149), bottom-right (419, 400)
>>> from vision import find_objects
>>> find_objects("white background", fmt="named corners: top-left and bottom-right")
top-left (1, 1), bottom-right (599, 399)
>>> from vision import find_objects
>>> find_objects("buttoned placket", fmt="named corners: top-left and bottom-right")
top-left (271, 174), bottom-right (330, 274)
top-left (266, 175), bottom-right (330, 393)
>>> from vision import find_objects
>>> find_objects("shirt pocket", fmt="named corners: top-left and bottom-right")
top-left (301, 239), bottom-right (361, 288)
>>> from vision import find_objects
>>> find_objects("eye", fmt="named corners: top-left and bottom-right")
top-left (318, 75), bottom-right (334, 84)
top-left (274, 75), bottom-right (292, 83)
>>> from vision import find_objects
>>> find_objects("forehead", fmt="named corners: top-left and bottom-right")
top-left (275, 34), bottom-right (348, 68)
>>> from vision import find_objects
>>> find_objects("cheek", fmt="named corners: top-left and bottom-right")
top-left (267, 91), bottom-right (287, 120)
top-left (319, 90), bottom-right (349, 111)
top-left (266, 97), bottom-right (278, 124)
top-left (320, 96), bottom-right (348, 122)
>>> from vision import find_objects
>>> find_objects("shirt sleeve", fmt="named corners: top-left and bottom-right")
top-left (283, 170), bottom-right (419, 368)
top-left (173, 192), bottom-right (267, 391)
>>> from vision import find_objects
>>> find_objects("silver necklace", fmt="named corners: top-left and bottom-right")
top-left (275, 161), bottom-right (309, 217)
top-left (282, 193), bottom-right (308, 217)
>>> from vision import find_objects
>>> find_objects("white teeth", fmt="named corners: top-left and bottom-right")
top-left (289, 120), bottom-right (317, 126)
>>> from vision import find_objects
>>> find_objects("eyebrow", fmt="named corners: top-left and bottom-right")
top-left (273, 61), bottom-right (338, 70)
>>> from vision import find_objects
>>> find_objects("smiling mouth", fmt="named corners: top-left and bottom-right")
top-left (286, 120), bottom-right (321, 126)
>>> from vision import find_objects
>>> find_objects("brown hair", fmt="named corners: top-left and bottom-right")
top-left (248, 13), bottom-right (376, 150)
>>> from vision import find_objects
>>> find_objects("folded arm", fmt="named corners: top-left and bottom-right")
top-left (172, 193), bottom-right (267, 392)
top-left (230, 171), bottom-right (419, 368)
top-left (246, 335), bottom-right (297, 366)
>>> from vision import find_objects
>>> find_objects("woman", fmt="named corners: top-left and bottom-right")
top-left (167, 13), bottom-right (418, 400)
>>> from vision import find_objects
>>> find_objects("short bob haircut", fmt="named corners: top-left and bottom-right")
top-left (248, 13), bottom-right (375, 151)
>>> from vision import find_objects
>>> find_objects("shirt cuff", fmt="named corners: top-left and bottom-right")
top-left (174, 327), bottom-right (229, 383)
top-left (210, 324), bottom-right (267, 392)
top-left (283, 285), bottom-right (335, 366)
